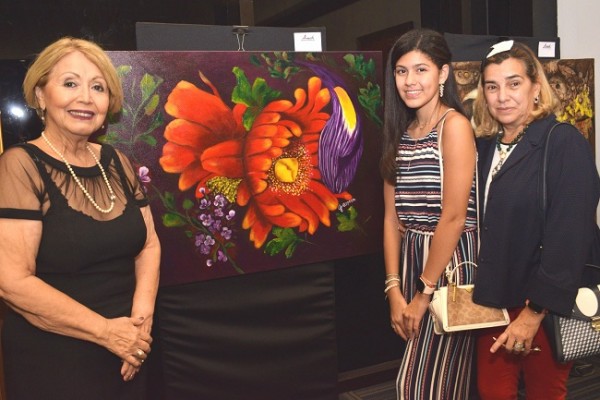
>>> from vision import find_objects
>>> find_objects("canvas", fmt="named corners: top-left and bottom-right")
top-left (453, 59), bottom-right (595, 147)
top-left (104, 51), bottom-right (384, 286)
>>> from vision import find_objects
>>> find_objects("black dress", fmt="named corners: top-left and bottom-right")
top-left (0, 143), bottom-right (149, 399)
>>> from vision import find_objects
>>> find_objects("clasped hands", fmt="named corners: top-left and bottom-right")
top-left (390, 292), bottom-right (430, 341)
top-left (102, 316), bottom-right (153, 381)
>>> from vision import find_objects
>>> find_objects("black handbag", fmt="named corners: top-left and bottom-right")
top-left (539, 123), bottom-right (600, 363)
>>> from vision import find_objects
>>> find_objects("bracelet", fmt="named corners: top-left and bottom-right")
top-left (384, 282), bottom-right (400, 294)
top-left (385, 277), bottom-right (400, 285)
top-left (420, 275), bottom-right (436, 288)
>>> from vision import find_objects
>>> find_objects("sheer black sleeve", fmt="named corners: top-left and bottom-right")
top-left (113, 148), bottom-right (150, 208)
top-left (0, 146), bottom-right (44, 220)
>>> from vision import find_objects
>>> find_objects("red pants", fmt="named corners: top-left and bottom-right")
top-left (477, 308), bottom-right (573, 400)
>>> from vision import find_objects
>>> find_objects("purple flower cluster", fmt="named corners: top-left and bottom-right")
top-left (137, 166), bottom-right (151, 193)
top-left (194, 188), bottom-right (236, 267)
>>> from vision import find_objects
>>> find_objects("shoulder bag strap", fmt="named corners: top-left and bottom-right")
top-left (540, 123), bottom-right (568, 230)
top-left (437, 109), bottom-right (481, 277)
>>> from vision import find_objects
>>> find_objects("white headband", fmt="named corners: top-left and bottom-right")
top-left (486, 40), bottom-right (514, 58)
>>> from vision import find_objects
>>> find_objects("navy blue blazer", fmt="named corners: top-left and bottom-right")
top-left (473, 115), bottom-right (600, 316)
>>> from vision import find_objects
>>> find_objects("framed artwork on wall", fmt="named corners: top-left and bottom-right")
top-left (452, 59), bottom-right (595, 149)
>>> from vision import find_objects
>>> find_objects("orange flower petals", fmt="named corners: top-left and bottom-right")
top-left (301, 191), bottom-right (332, 227)
top-left (159, 142), bottom-right (196, 173)
top-left (166, 81), bottom-right (235, 128)
top-left (163, 119), bottom-right (212, 148)
top-left (282, 196), bottom-right (320, 234)
top-left (179, 163), bottom-right (212, 192)
top-left (308, 181), bottom-right (339, 210)
top-left (160, 72), bottom-right (350, 249)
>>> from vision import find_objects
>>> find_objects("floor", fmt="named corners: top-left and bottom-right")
top-left (339, 355), bottom-right (600, 400)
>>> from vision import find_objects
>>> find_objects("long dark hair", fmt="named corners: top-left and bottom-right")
top-left (380, 28), bottom-right (466, 182)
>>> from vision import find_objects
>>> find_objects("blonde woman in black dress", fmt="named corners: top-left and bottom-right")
top-left (0, 37), bottom-right (160, 399)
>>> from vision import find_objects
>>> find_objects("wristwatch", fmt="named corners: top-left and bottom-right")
top-left (416, 277), bottom-right (435, 295)
top-left (526, 300), bottom-right (547, 315)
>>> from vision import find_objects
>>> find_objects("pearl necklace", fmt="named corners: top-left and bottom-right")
top-left (41, 132), bottom-right (116, 214)
top-left (491, 125), bottom-right (528, 178)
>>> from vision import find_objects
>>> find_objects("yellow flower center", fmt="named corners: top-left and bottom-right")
top-left (274, 157), bottom-right (299, 183)
top-left (268, 142), bottom-right (311, 196)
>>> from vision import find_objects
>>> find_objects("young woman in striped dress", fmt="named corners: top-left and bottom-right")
top-left (381, 28), bottom-right (478, 399)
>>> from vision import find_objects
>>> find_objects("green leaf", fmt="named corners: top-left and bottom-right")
top-left (140, 73), bottom-right (162, 104)
top-left (162, 212), bottom-right (186, 227)
top-left (231, 67), bottom-right (281, 130)
top-left (344, 54), bottom-right (376, 80)
top-left (97, 131), bottom-right (122, 145)
top-left (182, 198), bottom-right (195, 210)
top-left (138, 134), bottom-right (158, 146)
top-left (145, 94), bottom-right (160, 115)
top-left (116, 65), bottom-right (132, 79)
top-left (249, 54), bottom-right (261, 66)
top-left (284, 241), bottom-right (298, 259)
top-left (231, 67), bottom-right (253, 106)
top-left (336, 206), bottom-right (360, 232)
top-left (358, 82), bottom-right (383, 127)
top-left (146, 111), bottom-right (164, 134)
top-left (343, 54), bottom-right (356, 69)
top-left (264, 227), bottom-right (301, 258)
top-left (242, 107), bottom-right (260, 131)
top-left (162, 191), bottom-right (176, 210)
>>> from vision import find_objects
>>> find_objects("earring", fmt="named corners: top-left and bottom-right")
top-left (39, 108), bottom-right (45, 124)
top-left (439, 83), bottom-right (445, 98)
top-left (534, 95), bottom-right (539, 104)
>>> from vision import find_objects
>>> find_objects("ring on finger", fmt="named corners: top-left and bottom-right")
top-left (513, 342), bottom-right (525, 352)
top-left (136, 349), bottom-right (145, 358)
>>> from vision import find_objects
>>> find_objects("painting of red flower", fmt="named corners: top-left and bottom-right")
top-left (103, 51), bottom-right (383, 284)
top-left (160, 68), bottom-right (352, 249)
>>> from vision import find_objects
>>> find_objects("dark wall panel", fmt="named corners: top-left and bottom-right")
top-left (155, 263), bottom-right (338, 400)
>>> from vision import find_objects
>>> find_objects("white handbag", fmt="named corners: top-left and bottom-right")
top-left (429, 261), bottom-right (510, 335)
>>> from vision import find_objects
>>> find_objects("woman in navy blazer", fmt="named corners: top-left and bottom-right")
top-left (471, 40), bottom-right (600, 399)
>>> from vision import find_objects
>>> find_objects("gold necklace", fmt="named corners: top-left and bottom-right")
top-left (41, 132), bottom-right (116, 214)
top-left (413, 106), bottom-right (441, 139)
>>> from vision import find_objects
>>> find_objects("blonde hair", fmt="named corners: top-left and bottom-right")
top-left (23, 37), bottom-right (123, 118)
top-left (472, 41), bottom-right (559, 137)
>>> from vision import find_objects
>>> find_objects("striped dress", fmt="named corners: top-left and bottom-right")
top-left (394, 124), bottom-right (478, 400)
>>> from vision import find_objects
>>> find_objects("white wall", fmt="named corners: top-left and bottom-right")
top-left (557, 0), bottom-right (600, 218)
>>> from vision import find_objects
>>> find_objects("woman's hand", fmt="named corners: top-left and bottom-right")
top-left (119, 316), bottom-right (153, 380)
top-left (121, 361), bottom-right (140, 381)
top-left (100, 316), bottom-right (152, 368)
top-left (400, 292), bottom-right (431, 340)
top-left (397, 220), bottom-right (407, 240)
top-left (490, 307), bottom-right (545, 355)
top-left (388, 289), bottom-right (409, 340)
